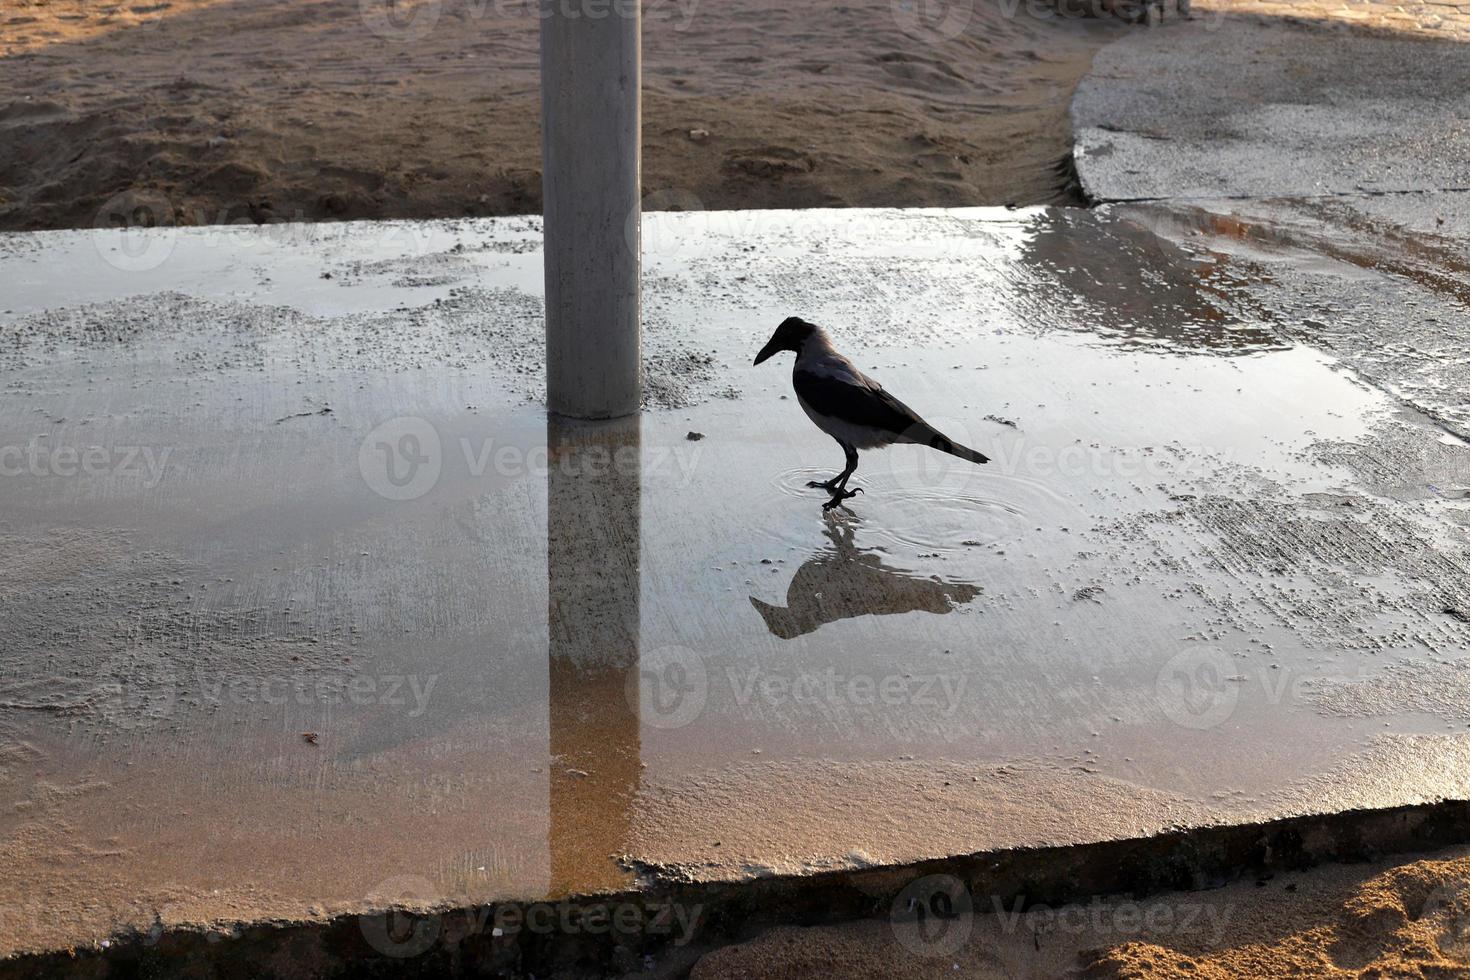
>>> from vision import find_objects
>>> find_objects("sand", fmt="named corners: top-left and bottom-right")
top-left (1195, 0), bottom-right (1470, 40)
top-left (0, 0), bottom-right (1125, 233)
top-left (688, 847), bottom-right (1470, 978)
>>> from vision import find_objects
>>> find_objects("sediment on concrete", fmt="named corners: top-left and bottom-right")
top-left (7, 800), bottom-right (1468, 979)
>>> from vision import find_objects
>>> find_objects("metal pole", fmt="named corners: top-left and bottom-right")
top-left (540, 0), bottom-right (642, 419)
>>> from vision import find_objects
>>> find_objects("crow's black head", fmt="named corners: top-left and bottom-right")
top-left (754, 316), bottom-right (818, 365)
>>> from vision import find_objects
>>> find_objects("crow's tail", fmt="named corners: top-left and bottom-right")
top-left (925, 429), bottom-right (990, 465)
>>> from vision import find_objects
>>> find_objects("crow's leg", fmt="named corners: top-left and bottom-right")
top-left (808, 441), bottom-right (857, 491)
top-left (822, 445), bottom-right (863, 510)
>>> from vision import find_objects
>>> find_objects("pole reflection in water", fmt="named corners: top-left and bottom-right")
top-left (546, 414), bottom-right (642, 895)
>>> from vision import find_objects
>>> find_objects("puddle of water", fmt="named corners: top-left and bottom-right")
top-left (1110, 195), bottom-right (1470, 439)
top-left (2, 207), bottom-right (1470, 953)
top-left (1011, 207), bottom-right (1287, 353)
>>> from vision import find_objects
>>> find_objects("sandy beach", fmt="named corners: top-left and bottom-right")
top-left (3, 0), bottom-right (1465, 231)
top-left (0, 0), bottom-right (1124, 232)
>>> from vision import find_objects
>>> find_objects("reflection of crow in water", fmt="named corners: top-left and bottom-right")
top-left (749, 521), bottom-right (981, 640)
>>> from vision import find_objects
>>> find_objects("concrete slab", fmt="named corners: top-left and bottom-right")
top-left (3, 207), bottom-right (1470, 964)
top-left (1107, 194), bottom-right (1470, 434)
top-left (1071, 16), bottom-right (1470, 201)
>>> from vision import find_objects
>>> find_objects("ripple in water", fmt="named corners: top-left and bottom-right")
top-left (775, 465), bottom-right (1073, 554)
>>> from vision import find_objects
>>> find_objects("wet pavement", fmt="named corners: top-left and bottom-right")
top-left (1072, 13), bottom-right (1470, 202)
top-left (3, 203), bottom-right (1470, 959)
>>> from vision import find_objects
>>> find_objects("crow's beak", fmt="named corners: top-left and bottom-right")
top-left (753, 339), bottom-right (780, 366)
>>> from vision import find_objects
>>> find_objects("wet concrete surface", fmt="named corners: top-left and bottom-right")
top-left (3, 206), bottom-right (1470, 961)
top-left (1072, 15), bottom-right (1470, 202)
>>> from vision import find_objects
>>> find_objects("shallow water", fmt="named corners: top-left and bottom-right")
top-left (2, 206), bottom-right (1469, 952)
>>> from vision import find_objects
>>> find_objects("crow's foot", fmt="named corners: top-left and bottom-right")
top-left (807, 477), bottom-right (840, 491)
top-left (822, 487), bottom-right (863, 511)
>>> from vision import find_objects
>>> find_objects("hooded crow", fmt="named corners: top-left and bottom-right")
top-left (754, 316), bottom-right (989, 509)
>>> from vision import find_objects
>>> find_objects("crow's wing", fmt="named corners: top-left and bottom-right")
top-left (793, 369), bottom-right (932, 443)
